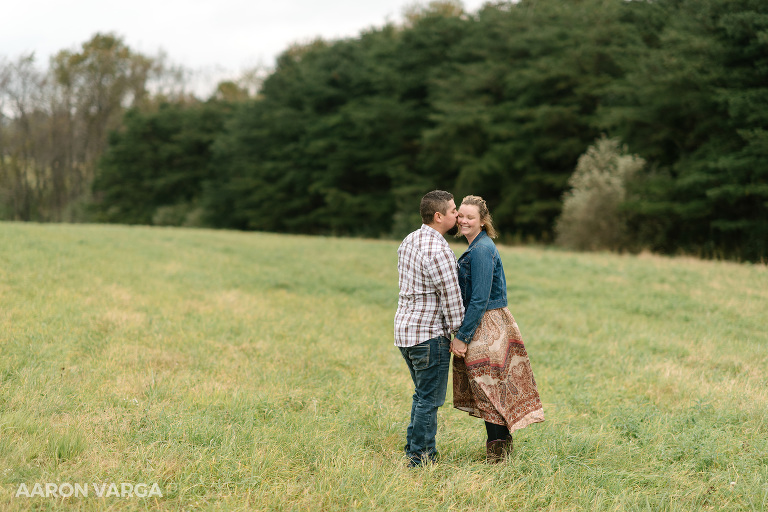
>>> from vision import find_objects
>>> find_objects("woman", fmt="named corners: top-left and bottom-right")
top-left (450, 195), bottom-right (545, 463)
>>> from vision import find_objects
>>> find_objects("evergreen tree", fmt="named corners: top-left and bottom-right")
top-left (604, 0), bottom-right (768, 259)
top-left (422, 0), bottom-right (641, 241)
top-left (93, 101), bottom-right (230, 225)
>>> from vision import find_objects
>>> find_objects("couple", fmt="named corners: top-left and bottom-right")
top-left (394, 190), bottom-right (545, 467)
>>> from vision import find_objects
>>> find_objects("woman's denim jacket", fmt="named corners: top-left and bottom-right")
top-left (455, 230), bottom-right (507, 343)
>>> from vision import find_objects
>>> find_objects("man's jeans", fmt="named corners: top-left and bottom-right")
top-left (399, 336), bottom-right (451, 464)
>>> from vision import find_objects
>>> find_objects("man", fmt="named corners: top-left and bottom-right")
top-left (394, 190), bottom-right (464, 467)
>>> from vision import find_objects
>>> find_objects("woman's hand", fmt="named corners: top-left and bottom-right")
top-left (450, 338), bottom-right (468, 358)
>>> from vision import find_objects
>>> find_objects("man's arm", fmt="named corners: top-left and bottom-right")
top-left (427, 247), bottom-right (464, 335)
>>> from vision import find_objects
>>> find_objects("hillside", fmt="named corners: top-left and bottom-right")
top-left (1, 222), bottom-right (766, 510)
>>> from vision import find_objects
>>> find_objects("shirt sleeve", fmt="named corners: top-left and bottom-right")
top-left (426, 246), bottom-right (464, 335)
top-left (455, 245), bottom-right (494, 343)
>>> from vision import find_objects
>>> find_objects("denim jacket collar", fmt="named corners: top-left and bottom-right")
top-left (466, 230), bottom-right (488, 250)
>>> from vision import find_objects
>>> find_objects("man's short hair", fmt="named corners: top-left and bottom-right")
top-left (420, 190), bottom-right (454, 225)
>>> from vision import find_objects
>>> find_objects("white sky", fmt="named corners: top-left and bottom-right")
top-left (2, 0), bottom-right (489, 95)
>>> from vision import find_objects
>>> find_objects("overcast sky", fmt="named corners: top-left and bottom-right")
top-left (3, 0), bottom-right (488, 94)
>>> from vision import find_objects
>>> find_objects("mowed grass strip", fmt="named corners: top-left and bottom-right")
top-left (0, 222), bottom-right (766, 511)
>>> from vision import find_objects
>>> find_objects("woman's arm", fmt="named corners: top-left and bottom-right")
top-left (455, 245), bottom-right (494, 343)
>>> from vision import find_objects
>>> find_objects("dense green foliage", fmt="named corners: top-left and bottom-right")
top-left (92, 101), bottom-right (230, 226)
top-left (89, 0), bottom-right (768, 260)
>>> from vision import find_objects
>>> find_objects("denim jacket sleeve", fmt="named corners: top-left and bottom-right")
top-left (455, 244), bottom-right (494, 343)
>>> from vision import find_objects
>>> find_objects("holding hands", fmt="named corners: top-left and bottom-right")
top-left (450, 338), bottom-right (467, 358)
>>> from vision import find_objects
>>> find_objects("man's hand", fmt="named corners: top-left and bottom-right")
top-left (450, 338), bottom-right (467, 358)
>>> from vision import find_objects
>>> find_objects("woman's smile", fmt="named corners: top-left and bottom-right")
top-left (458, 204), bottom-right (483, 241)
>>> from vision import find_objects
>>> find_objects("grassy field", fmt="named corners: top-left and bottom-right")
top-left (0, 222), bottom-right (766, 511)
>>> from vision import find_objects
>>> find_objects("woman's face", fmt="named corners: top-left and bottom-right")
top-left (457, 204), bottom-right (483, 241)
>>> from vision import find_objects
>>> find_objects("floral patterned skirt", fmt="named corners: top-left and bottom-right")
top-left (452, 307), bottom-right (545, 432)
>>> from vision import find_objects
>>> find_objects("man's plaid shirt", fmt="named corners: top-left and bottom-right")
top-left (394, 224), bottom-right (464, 347)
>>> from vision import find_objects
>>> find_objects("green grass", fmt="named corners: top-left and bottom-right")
top-left (1, 221), bottom-right (767, 511)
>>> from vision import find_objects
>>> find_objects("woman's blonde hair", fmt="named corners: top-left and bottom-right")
top-left (459, 195), bottom-right (498, 239)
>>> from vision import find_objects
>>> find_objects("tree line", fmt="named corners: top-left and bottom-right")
top-left (0, 34), bottom-right (197, 222)
top-left (2, 0), bottom-right (766, 261)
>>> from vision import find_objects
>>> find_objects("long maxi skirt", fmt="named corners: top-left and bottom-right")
top-left (452, 307), bottom-right (545, 432)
